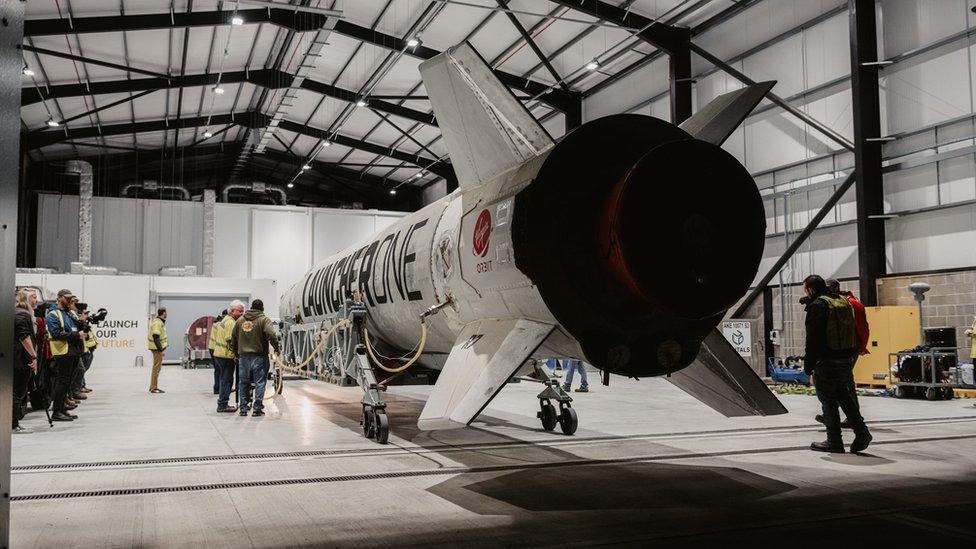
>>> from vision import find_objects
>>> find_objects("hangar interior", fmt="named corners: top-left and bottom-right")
top-left (3, 0), bottom-right (976, 546)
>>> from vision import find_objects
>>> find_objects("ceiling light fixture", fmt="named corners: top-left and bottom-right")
top-left (22, 66), bottom-right (34, 76)
top-left (203, 131), bottom-right (213, 138)
top-left (323, 141), bottom-right (331, 147)
top-left (287, 182), bottom-right (294, 188)
top-left (213, 86), bottom-right (225, 94)
top-left (586, 59), bottom-right (600, 71)
top-left (231, 16), bottom-right (244, 26)
top-left (389, 188), bottom-right (397, 195)
top-left (46, 119), bottom-right (60, 128)
top-left (407, 37), bottom-right (420, 48)
top-left (302, 164), bottom-right (312, 171)
top-left (356, 99), bottom-right (367, 107)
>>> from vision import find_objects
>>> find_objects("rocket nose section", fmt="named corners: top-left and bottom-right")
top-left (598, 139), bottom-right (766, 320)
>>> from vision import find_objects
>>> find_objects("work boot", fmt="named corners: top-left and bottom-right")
top-left (217, 406), bottom-right (237, 413)
top-left (80, 387), bottom-right (92, 393)
top-left (149, 388), bottom-right (165, 394)
top-left (562, 384), bottom-right (571, 392)
top-left (64, 401), bottom-right (77, 410)
top-left (238, 409), bottom-right (248, 417)
top-left (810, 440), bottom-right (845, 453)
top-left (72, 392), bottom-right (88, 400)
top-left (13, 425), bottom-right (34, 434)
top-left (252, 410), bottom-right (265, 417)
top-left (64, 411), bottom-right (78, 419)
top-left (52, 412), bottom-right (74, 422)
top-left (850, 432), bottom-right (873, 453)
top-left (575, 386), bottom-right (589, 393)
top-left (815, 414), bottom-right (852, 429)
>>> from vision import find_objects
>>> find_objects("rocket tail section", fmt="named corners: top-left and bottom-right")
top-left (419, 43), bottom-right (554, 189)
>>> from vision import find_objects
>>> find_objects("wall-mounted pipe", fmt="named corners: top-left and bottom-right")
top-left (121, 181), bottom-right (191, 200)
top-left (64, 160), bottom-right (93, 265)
top-left (221, 182), bottom-right (288, 205)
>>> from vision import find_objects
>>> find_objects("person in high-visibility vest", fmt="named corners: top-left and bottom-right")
top-left (78, 303), bottom-right (97, 395)
top-left (147, 307), bottom-right (169, 394)
top-left (208, 309), bottom-right (227, 395)
top-left (965, 316), bottom-right (976, 362)
top-left (45, 289), bottom-right (85, 422)
top-left (212, 301), bottom-right (245, 413)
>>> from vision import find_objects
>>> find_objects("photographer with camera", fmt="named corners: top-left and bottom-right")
top-left (74, 303), bottom-right (101, 396)
top-left (45, 289), bottom-right (85, 422)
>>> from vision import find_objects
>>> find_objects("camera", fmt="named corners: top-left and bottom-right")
top-left (90, 307), bottom-right (108, 325)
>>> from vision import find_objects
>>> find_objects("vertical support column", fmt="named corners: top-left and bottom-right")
top-left (202, 189), bottom-right (216, 277)
top-left (564, 98), bottom-right (583, 133)
top-left (0, 2), bottom-right (26, 543)
top-left (849, 0), bottom-right (885, 305)
top-left (762, 286), bottom-right (775, 373)
top-left (66, 160), bottom-right (93, 265)
top-left (669, 44), bottom-right (693, 124)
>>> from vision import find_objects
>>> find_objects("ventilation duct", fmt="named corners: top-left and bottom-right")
top-left (69, 262), bottom-right (118, 275)
top-left (121, 180), bottom-right (191, 200)
top-left (221, 182), bottom-right (288, 205)
top-left (65, 160), bottom-right (93, 265)
top-left (158, 265), bottom-right (199, 277)
top-left (202, 189), bottom-right (216, 277)
top-left (16, 267), bottom-right (57, 274)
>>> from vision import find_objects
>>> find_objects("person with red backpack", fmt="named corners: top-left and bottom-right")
top-left (802, 275), bottom-right (872, 454)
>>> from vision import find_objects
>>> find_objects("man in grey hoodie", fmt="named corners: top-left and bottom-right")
top-left (229, 299), bottom-right (279, 417)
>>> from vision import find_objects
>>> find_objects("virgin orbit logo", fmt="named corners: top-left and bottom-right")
top-left (472, 209), bottom-right (492, 257)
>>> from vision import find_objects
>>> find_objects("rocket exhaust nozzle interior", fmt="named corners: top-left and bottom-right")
top-left (513, 114), bottom-right (766, 378)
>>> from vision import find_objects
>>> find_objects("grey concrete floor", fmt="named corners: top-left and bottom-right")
top-left (10, 361), bottom-right (976, 547)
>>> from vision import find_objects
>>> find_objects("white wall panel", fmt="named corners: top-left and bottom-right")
top-left (743, 111), bottom-right (810, 173)
top-left (744, 34), bottom-right (805, 98)
top-left (250, 209), bottom-right (311, 291)
top-left (141, 200), bottom-right (203, 273)
top-left (881, 46), bottom-right (972, 134)
top-left (887, 204), bottom-right (976, 272)
top-left (582, 56), bottom-right (669, 122)
top-left (879, 0), bottom-right (967, 58)
top-left (312, 211), bottom-right (375, 263)
top-left (91, 197), bottom-right (141, 273)
top-left (36, 194), bottom-right (79, 272)
top-left (938, 154), bottom-right (976, 204)
top-left (804, 12), bottom-right (850, 88)
top-left (213, 204), bottom-right (250, 278)
top-left (883, 163), bottom-right (939, 212)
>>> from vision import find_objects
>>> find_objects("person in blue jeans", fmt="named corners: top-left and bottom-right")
top-left (228, 299), bottom-right (280, 417)
top-left (562, 360), bottom-right (589, 392)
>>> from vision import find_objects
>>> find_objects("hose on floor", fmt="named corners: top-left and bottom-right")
top-left (270, 319), bottom-right (352, 394)
top-left (362, 321), bottom-right (428, 374)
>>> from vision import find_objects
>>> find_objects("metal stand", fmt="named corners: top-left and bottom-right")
top-left (530, 360), bottom-right (578, 435)
top-left (889, 350), bottom-right (956, 400)
top-left (281, 298), bottom-right (390, 443)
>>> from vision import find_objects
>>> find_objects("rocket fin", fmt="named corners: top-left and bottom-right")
top-left (419, 43), bottom-right (554, 189)
top-left (418, 318), bottom-right (555, 430)
top-left (678, 81), bottom-right (776, 146)
top-left (667, 328), bottom-right (788, 417)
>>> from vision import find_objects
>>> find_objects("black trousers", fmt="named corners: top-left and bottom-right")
top-left (12, 365), bottom-right (30, 428)
top-left (52, 355), bottom-right (78, 413)
top-left (815, 359), bottom-right (869, 442)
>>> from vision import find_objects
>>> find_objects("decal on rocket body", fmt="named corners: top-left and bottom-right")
top-left (301, 219), bottom-right (430, 318)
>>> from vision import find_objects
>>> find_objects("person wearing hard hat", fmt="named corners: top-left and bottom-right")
top-left (147, 307), bottom-right (168, 394)
top-left (212, 301), bottom-right (245, 413)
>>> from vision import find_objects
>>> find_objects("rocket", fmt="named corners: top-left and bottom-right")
top-left (280, 42), bottom-right (787, 430)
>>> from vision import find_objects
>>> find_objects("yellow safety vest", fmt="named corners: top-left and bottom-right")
top-left (212, 315), bottom-right (237, 359)
top-left (47, 309), bottom-right (71, 357)
top-left (148, 317), bottom-right (168, 351)
top-left (970, 317), bottom-right (976, 360)
top-left (85, 329), bottom-right (98, 351)
top-left (207, 318), bottom-right (218, 352)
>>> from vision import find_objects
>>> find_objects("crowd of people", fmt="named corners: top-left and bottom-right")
top-left (146, 299), bottom-right (280, 417)
top-left (12, 287), bottom-right (98, 432)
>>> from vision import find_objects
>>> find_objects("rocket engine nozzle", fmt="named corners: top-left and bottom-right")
top-left (598, 139), bottom-right (766, 320)
top-left (513, 114), bottom-right (766, 378)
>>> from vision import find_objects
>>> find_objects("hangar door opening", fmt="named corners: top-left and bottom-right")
top-left (158, 294), bottom-right (249, 363)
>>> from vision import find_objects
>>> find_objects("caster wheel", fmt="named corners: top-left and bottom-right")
top-left (374, 410), bottom-right (389, 444)
top-left (943, 387), bottom-right (954, 400)
top-left (538, 403), bottom-right (557, 431)
top-left (894, 386), bottom-right (907, 399)
top-left (558, 406), bottom-right (578, 436)
top-left (362, 409), bottom-right (375, 439)
top-left (925, 387), bottom-right (940, 401)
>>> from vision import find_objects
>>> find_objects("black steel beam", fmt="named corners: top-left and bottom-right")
top-left (22, 44), bottom-right (170, 79)
top-left (669, 45), bottom-right (692, 123)
top-left (731, 173), bottom-right (857, 319)
top-left (23, 68), bottom-right (438, 128)
top-left (59, 89), bottom-right (157, 125)
top-left (25, 111), bottom-right (452, 181)
top-left (496, 0), bottom-right (568, 91)
top-left (549, 0), bottom-right (691, 54)
top-left (849, 0), bottom-right (885, 305)
top-left (24, 10), bottom-right (580, 114)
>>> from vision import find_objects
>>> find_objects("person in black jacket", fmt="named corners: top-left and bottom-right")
top-left (803, 275), bottom-right (872, 454)
top-left (13, 289), bottom-right (39, 433)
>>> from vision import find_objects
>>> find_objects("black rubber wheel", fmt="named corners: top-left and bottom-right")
top-left (943, 387), bottom-right (954, 400)
top-left (362, 409), bottom-right (375, 438)
top-left (925, 387), bottom-right (940, 401)
top-left (374, 411), bottom-right (389, 444)
top-left (539, 403), bottom-right (557, 431)
top-left (894, 386), bottom-right (907, 399)
top-left (558, 406), bottom-right (578, 436)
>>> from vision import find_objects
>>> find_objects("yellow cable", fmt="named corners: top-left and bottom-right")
top-left (271, 319), bottom-right (352, 391)
top-left (362, 322), bottom-right (427, 374)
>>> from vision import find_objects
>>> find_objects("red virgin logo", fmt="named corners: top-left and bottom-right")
top-left (472, 209), bottom-right (492, 257)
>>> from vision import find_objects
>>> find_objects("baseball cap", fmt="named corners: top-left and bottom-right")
top-left (57, 289), bottom-right (74, 298)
